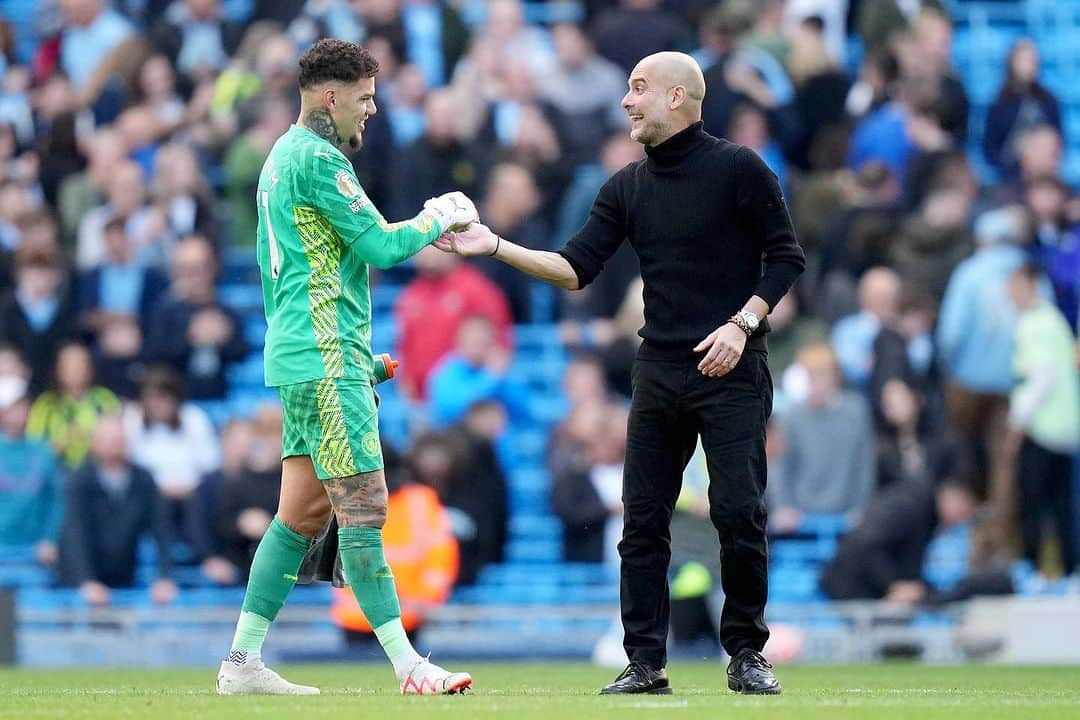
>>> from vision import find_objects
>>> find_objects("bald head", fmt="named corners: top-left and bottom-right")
top-left (638, 52), bottom-right (706, 105)
top-left (623, 52), bottom-right (706, 146)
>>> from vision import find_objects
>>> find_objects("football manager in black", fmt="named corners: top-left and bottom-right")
top-left (437, 51), bottom-right (805, 695)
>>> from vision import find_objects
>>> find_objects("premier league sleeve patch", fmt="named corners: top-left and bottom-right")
top-left (336, 170), bottom-right (370, 213)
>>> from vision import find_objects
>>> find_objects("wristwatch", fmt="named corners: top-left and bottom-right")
top-left (728, 310), bottom-right (760, 337)
top-left (737, 310), bottom-right (760, 333)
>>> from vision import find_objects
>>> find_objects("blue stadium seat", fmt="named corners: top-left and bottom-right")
top-left (0, 565), bottom-right (52, 588)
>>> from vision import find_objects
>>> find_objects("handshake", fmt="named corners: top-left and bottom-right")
top-left (423, 191), bottom-right (501, 257)
top-left (424, 191), bottom-right (478, 233)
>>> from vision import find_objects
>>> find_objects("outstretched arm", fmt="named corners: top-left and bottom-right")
top-left (435, 224), bottom-right (579, 290)
top-left (311, 149), bottom-right (476, 269)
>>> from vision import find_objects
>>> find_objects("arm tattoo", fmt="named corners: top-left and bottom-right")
top-left (303, 108), bottom-right (339, 145)
top-left (324, 470), bottom-right (388, 528)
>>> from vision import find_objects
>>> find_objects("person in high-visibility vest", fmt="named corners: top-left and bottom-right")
top-left (332, 479), bottom-right (459, 634)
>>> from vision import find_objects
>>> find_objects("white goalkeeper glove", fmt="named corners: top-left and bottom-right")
top-left (424, 191), bottom-right (478, 233)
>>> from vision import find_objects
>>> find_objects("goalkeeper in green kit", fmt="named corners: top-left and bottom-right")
top-left (216, 39), bottom-right (476, 696)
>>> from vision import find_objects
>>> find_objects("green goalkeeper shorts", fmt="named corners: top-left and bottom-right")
top-left (278, 378), bottom-right (384, 480)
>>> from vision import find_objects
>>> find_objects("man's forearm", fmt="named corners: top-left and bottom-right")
top-left (492, 237), bottom-right (580, 290)
top-left (358, 212), bottom-right (440, 269)
top-left (742, 295), bottom-right (771, 317)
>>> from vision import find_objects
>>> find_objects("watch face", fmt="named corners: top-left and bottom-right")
top-left (742, 312), bottom-right (759, 330)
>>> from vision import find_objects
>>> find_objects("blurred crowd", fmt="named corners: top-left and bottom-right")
top-left (0, 0), bottom-right (1078, 614)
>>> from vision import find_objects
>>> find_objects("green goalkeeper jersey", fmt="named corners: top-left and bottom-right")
top-left (256, 124), bottom-right (441, 387)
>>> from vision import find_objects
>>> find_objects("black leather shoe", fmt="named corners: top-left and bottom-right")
top-left (726, 649), bottom-right (781, 695)
top-left (600, 662), bottom-right (673, 695)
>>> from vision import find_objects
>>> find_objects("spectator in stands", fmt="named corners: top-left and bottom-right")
top-left (215, 408), bottom-right (284, 580)
top-left (1007, 265), bottom-right (1080, 577)
top-left (209, 29), bottom-right (296, 141)
top-left (829, 266), bottom-right (902, 390)
top-left (223, 93), bottom-right (295, 246)
top-left (94, 314), bottom-right (146, 399)
top-left (1009, 125), bottom-right (1065, 201)
top-left (890, 183), bottom-right (974, 302)
top-left (380, 64), bottom-right (427, 149)
top-left (27, 70), bottom-right (76, 195)
top-left (76, 216), bottom-right (168, 338)
top-left (472, 163), bottom-right (549, 323)
top-left (151, 142), bottom-right (221, 250)
top-left (937, 206), bottom-right (1033, 547)
top-left (788, 23), bottom-right (851, 171)
top-left (55, 0), bottom-right (135, 94)
top-left (26, 342), bottom-right (120, 469)
top-left (196, 416), bottom-right (255, 584)
top-left (591, 0), bottom-right (691, 75)
top-left (59, 415), bottom-right (177, 606)
top-left (769, 344), bottom-right (876, 532)
top-left (0, 345), bottom-right (62, 569)
top-left (0, 227), bottom-right (75, 396)
top-left (904, 9), bottom-right (970, 144)
top-left (550, 400), bottom-right (607, 563)
top-left (814, 162), bottom-right (900, 318)
top-left (387, 89), bottom-right (483, 222)
top-left (763, 290), bottom-right (827, 390)
top-left (446, 399), bottom-right (510, 579)
top-left (407, 430), bottom-right (488, 586)
top-left (561, 352), bottom-right (610, 410)
top-left (144, 234), bottom-right (248, 399)
top-left (1026, 175), bottom-right (1080, 331)
top-left (128, 54), bottom-right (190, 140)
top-left (149, 0), bottom-right (245, 80)
top-left (57, 128), bottom-right (128, 248)
top-left (845, 61), bottom-right (917, 174)
top-left (475, 62), bottom-right (569, 220)
top-left (536, 23), bottom-right (628, 168)
top-left (393, 244), bottom-right (512, 401)
top-left (123, 365), bottom-right (221, 563)
top-left (819, 476), bottom-right (978, 603)
top-left (462, 0), bottom-right (553, 80)
top-left (984, 39), bottom-right (1061, 175)
top-left (551, 400), bottom-right (627, 564)
top-left (875, 378), bottom-right (952, 489)
top-left (76, 160), bottom-right (165, 271)
top-left (427, 314), bottom-right (529, 429)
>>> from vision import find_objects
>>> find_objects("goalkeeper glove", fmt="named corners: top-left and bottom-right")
top-left (424, 191), bottom-right (478, 233)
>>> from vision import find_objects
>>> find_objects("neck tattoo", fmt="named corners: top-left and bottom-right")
top-left (303, 109), bottom-right (339, 144)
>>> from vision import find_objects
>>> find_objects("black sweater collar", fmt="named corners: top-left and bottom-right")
top-left (644, 121), bottom-right (708, 171)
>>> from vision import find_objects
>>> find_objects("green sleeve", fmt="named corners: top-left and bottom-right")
top-left (311, 150), bottom-right (443, 269)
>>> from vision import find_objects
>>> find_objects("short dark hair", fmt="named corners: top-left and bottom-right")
top-left (298, 39), bottom-right (379, 90)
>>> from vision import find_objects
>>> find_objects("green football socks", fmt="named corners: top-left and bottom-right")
top-left (228, 516), bottom-right (311, 658)
top-left (338, 525), bottom-right (422, 676)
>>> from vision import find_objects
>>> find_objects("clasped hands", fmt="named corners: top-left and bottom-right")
top-left (424, 191), bottom-right (479, 233)
top-left (424, 191), bottom-right (500, 257)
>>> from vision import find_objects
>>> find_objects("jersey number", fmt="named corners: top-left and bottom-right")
top-left (261, 190), bottom-right (281, 279)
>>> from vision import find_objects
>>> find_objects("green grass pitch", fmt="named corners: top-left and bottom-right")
top-left (2, 662), bottom-right (1079, 719)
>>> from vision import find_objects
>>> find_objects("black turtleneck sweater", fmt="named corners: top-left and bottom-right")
top-left (558, 122), bottom-right (805, 358)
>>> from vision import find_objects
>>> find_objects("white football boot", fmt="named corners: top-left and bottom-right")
top-left (216, 654), bottom-right (321, 695)
top-left (399, 657), bottom-right (473, 695)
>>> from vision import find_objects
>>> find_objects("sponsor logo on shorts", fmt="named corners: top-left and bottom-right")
top-left (361, 431), bottom-right (380, 457)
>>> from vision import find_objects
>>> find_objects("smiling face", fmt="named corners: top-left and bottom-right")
top-left (331, 76), bottom-right (378, 149)
top-left (621, 60), bottom-right (674, 146)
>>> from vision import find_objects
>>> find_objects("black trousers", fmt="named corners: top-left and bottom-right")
top-left (1018, 436), bottom-right (1077, 574)
top-left (620, 348), bottom-right (773, 668)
